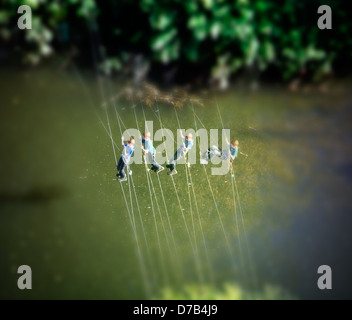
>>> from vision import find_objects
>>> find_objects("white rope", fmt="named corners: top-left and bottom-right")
top-left (188, 104), bottom-right (216, 284)
top-left (83, 30), bottom-right (153, 295)
top-left (133, 104), bottom-right (178, 284)
top-left (115, 107), bottom-right (169, 286)
top-left (232, 165), bottom-right (257, 290)
top-left (191, 103), bottom-right (235, 263)
top-left (173, 107), bottom-right (205, 285)
top-left (215, 101), bottom-right (257, 290)
top-left (151, 102), bottom-right (205, 282)
top-left (100, 78), bottom-right (151, 296)
top-left (140, 105), bottom-right (184, 282)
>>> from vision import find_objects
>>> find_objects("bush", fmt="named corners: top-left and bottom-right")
top-left (1, 0), bottom-right (351, 83)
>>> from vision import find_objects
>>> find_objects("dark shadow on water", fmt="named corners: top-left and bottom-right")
top-left (0, 185), bottom-right (69, 205)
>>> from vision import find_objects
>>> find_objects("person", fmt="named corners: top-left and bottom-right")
top-left (166, 132), bottom-right (193, 175)
top-left (201, 139), bottom-right (239, 163)
top-left (142, 132), bottom-right (164, 173)
top-left (116, 137), bottom-right (135, 182)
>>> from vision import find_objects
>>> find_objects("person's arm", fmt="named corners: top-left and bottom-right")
top-left (188, 140), bottom-right (194, 150)
top-left (183, 140), bottom-right (190, 153)
top-left (121, 137), bottom-right (129, 159)
top-left (182, 143), bottom-right (186, 152)
top-left (140, 140), bottom-right (147, 156)
top-left (182, 141), bottom-right (188, 153)
top-left (178, 132), bottom-right (186, 151)
top-left (230, 148), bottom-right (238, 163)
top-left (142, 139), bottom-right (150, 156)
top-left (138, 135), bottom-right (146, 155)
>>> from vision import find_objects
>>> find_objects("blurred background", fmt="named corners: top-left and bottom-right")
top-left (1, 0), bottom-right (352, 87)
top-left (0, 0), bottom-right (352, 300)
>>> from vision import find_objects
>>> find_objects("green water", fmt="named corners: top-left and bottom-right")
top-left (1, 68), bottom-right (351, 299)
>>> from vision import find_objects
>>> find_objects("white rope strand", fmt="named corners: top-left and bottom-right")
top-left (151, 102), bottom-right (205, 283)
top-left (132, 104), bottom-right (178, 283)
top-left (141, 105), bottom-right (184, 282)
top-left (173, 107), bottom-right (204, 285)
top-left (191, 103), bottom-right (236, 264)
top-left (215, 101), bottom-right (257, 291)
top-left (115, 107), bottom-right (169, 286)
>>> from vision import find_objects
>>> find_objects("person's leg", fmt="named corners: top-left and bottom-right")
top-left (168, 150), bottom-right (183, 172)
top-left (151, 153), bottom-right (162, 170)
top-left (119, 161), bottom-right (126, 179)
top-left (147, 153), bottom-right (158, 171)
top-left (209, 145), bottom-right (222, 160)
top-left (167, 151), bottom-right (176, 170)
top-left (117, 157), bottom-right (124, 177)
top-left (168, 151), bottom-right (179, 171)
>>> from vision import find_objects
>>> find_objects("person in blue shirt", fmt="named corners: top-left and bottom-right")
top-left (116, 137), bottom-right (135, 182)
top-left (142, 131), bottom-right (164, 173)
top-left (166, 132), bottom-right (193, 175)
top-left (201, 139), bottom-right (239, 163)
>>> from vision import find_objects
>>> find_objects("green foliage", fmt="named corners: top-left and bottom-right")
top-left (155, 283), bottom-right (295, 300)
top-left (1, 0), bottom-right (98, 65)
top-left (98, 57), bottom-right (122, 75)
top-left (1, 0), bottom-right (351, 81)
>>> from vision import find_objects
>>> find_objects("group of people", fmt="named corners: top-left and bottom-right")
top-left (116, 131), bottom-right (239, 182)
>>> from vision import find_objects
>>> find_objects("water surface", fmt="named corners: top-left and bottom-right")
top-left (0, 68), bottom-right (351, 299)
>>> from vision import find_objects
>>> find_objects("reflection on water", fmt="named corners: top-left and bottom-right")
top-left (0, 68), bottom-right (351, 299)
